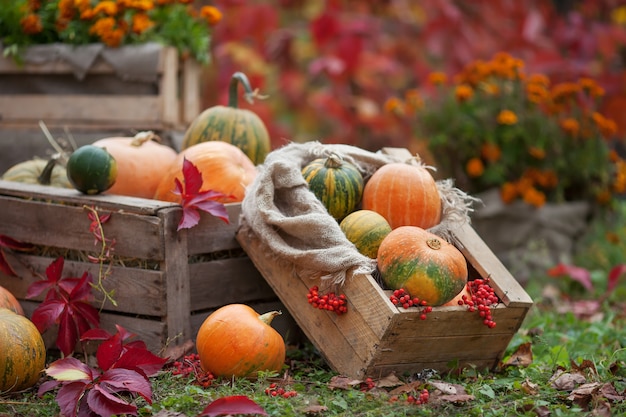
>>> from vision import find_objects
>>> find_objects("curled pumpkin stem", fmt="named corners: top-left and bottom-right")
top-left (130, 131), bottom-right (160, 147)
top-left (258, 310), bottom-right (282, 325)
top-left (229, 71), bottom-right (269, 107)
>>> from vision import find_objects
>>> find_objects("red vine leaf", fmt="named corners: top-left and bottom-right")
top-left (0, 234), bottom-right (35, 276)
top-left (547, 263), bottom-right (593, 292)
top-left (198, 395), bottom-right (268, 416)
top-left (173, 157), bottom-right (232, 231)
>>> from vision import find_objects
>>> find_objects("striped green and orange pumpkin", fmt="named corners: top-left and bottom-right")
top-left (1, 158), bottom-right (72, 188)
top-left (181, 72), bottom-right (271, 165)
top-left (66, 145), bottom-right (118, 195)
top-left (377, 226), bottom-right (468, 306)
top-left (302, 153), bottom-right (364, 221)
top-left (340, 209), bottom-right (392, 258)
top-left (0, 308), bottom-right (46, 392)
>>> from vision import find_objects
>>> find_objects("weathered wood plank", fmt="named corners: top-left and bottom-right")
top-left (186, 204), bottom-right (244, 255)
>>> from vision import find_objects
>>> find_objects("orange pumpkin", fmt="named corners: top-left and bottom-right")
top-left (0, 286), bottom-right (23, 315)
top-left (153, 141), bottom-right (257, 203)
top-left (196, 304), bottom-right (286, 378)
top-left (0, 308), bottom-right (46, 392)
top-left (92, 131), bottom-right (177, 199)
top-left (362, 161), bottom-right (442, 229)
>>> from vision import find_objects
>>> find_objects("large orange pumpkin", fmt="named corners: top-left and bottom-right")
top-left (92, 131), bottom-right (177, 199)
top-left (0, 285), bottom-right (24, 315)
top-left (153, 141), bottom-right (257, 203)
top-left (196, 304), bottom-right (286, 378)
top-left (362, 161), bottom-right (442, 229)
top-left (0, 308), bottom-right (46, 392)
top-left (377, 226), bottom-right (468, 306)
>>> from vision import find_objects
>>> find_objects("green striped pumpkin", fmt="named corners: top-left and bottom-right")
top-left (340, 209), bottom-right (392, 258)
top-left (302, 153), bottom-right (364, 221)
top-left (66, 145), bottom-right (118, 195)
top-left (1, 158), bottom-right (72, 188)
top-left (377, 226), bottom-right (468, 306)
top-left (0, 308), bottom-right (46, 392)
top-left (181, 72), bottom-right (271, 165)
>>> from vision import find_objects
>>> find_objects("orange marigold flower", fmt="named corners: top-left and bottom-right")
top-left (403, 89), bottom-right (423, 113)
top-left (20, 14), bottom-right (42, 35)
top-left (383, 97), bottom-right (404, 116)
top-left (455, 85), bottom-right (473, 102)
top-left (58, 0), bottom-right (75, 19)
top-left (200, 5), bottom-right (222, 26)
top-left (466, 158), bottom-right (485, 178)
top-left (560, 118), bottom-right (580, 136)
top-left (528, 146), bottom-right (546, 160)
top-left (99, 27), bottom-right (125, 47)
top-left (89, 16), bottom-right (115, 36)
top-left (131, 12), bottom-right (154, 34)
top-left (596, 189), bottom-right (612, 205)
top-left (526, 83), bottom-right (549, 103)
top-left (500, 182), bottom-right (518, 204)
top-left (527, 73), bottom-right (550, 87)
top-left (497, 109), bottom-right (518, 125)
top-left (551, 82), bottom-right (580, 103)
top-left (74, 0), bottom-right (91, 12)
top-left (523, 187), bottom-right (546, 207)
top-left (93, 1), bottom-right (117, 15)
top-left (592, 112), bottom-right (618, 137)
top-left (481, 83), bottom-right (500, 96)
top-left (480, 142), bottom-right (501, 162)
top-left (428, 72), bottom-right (447, 85)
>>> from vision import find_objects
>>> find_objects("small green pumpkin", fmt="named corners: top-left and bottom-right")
top-left (1, 158), bottom-right (72, 188)
top-left (181, 72), bottom-right (271, 165)
top-left (66, 145), bottom-right (117, 195)
top-left (302, 153), bottom-right (364, 221)
top-left (340, 209), bottom-right (392, 258)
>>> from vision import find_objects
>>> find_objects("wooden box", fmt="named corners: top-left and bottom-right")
top-left (0, 44), bottom-right (200, 130)
top-left (0, 180), bottom-right (300, 354)
top-left (235, 149), bottom-right (533, 380)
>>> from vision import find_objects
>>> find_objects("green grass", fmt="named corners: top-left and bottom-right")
top-left (2, 203), bottom-right (626, 417)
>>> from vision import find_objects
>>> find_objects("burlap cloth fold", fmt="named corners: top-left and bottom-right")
top-left (239, 141), bottom-right (475, 286)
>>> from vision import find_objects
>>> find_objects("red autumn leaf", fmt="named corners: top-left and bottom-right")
top-left (198, 395), bottom-right (268, 417)
top-left (607, 264), bottom-right (626, 293)
top-left (173, 157), bottom-right (231, 231)
top-left (0, 234), bottom-right (35, 276)
top-left (28, 257), bottom-right (100, 356)
top-left (547, 263), bottom-right (593, 292)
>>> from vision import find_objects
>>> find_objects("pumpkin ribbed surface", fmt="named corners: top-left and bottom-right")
top-left (181, 72), bottom-right (271, 165)
top-left (1, 158), bottom-right (72, 188)
top-left (302, 154), bottom-right (364, 221)
top-left (92, 132), bottom-right (177, 199)
top-left (340, 209), bottom-right (392, 258)
top-left (362, 162), bottom-right (442, 229)
top-left (153, 141), bottom-right (257, 203)
top-left (0, 308), bottom-right (46, 392)
top-left (377, 226), bottom-right (468, 306)
top-left (0, 286), bottom-right (24, 316)
top-left (196, 304), bottom-right (286, 378)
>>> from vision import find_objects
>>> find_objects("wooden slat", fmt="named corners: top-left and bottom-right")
top-left (188, 257), bottom-right (276, 312)
top-left (186, 204), bottom-right (244, 255)
top-left (181, 57), bottom-right (201, 125)
top-left (0, 254), bottom-right (166, 317)
top-left (160, 47), bottom-right (179, 126)
top-left (0, 95), bottom-right (162, 124)
top-left (0, 192), bottom-right (166, 259)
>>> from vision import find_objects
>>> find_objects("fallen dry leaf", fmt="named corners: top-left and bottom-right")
top-left (550, 368), bottom-right (587, 391)
top-left (328, 375), bottom-right (361, 390)
top-left (430, 381), bottom-right (466, 395)
top-left (303, 404), bottom-right (328, 415)
top-left (521, 378), bottom-right (539, 395)
top-left (161, 339), bottom-right (195, 362)
top-left (502, 342), bottom-right (533, 367)
top-left (376, 372), bottom-right (403, 388)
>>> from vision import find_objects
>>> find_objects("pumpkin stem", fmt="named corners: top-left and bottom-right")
top-left (37, 158), bottom-right (57, 185)
top-left (130, 131), bottom-right (159, 147)
top-left (259, 310), bottom-right (282, 325)
top-left (426, 238), bottom-right (442, 250)
top-left (324, 153), bottom-right (344, 169)
top-left (228, 72), bottom-right (268, 108)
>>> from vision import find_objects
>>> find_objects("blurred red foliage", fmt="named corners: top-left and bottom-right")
top-left (199, 0), bottom-right (626, 154)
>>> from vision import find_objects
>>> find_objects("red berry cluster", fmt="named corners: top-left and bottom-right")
top-left (389, 288), bottom-right (433, 319)
top-left (307, 286), bottom-right (348, 315)
top-left (170, 353), bottom-right (215, 387)
top-left (458, 278), bottom-right (498, 328)
top-left (407, 388), bottom-right (430, 405)
top-left (265, 382), bottom-right (298, 398)
top-left (359, 377), bottom-right (376, 392)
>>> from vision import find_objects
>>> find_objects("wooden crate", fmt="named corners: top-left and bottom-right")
top-left (0, 44), bottom-right (200, 130)
top-left (235, 148), bottom-right (534, 379)
top-left (0, 180), bottom-right (301, 353)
